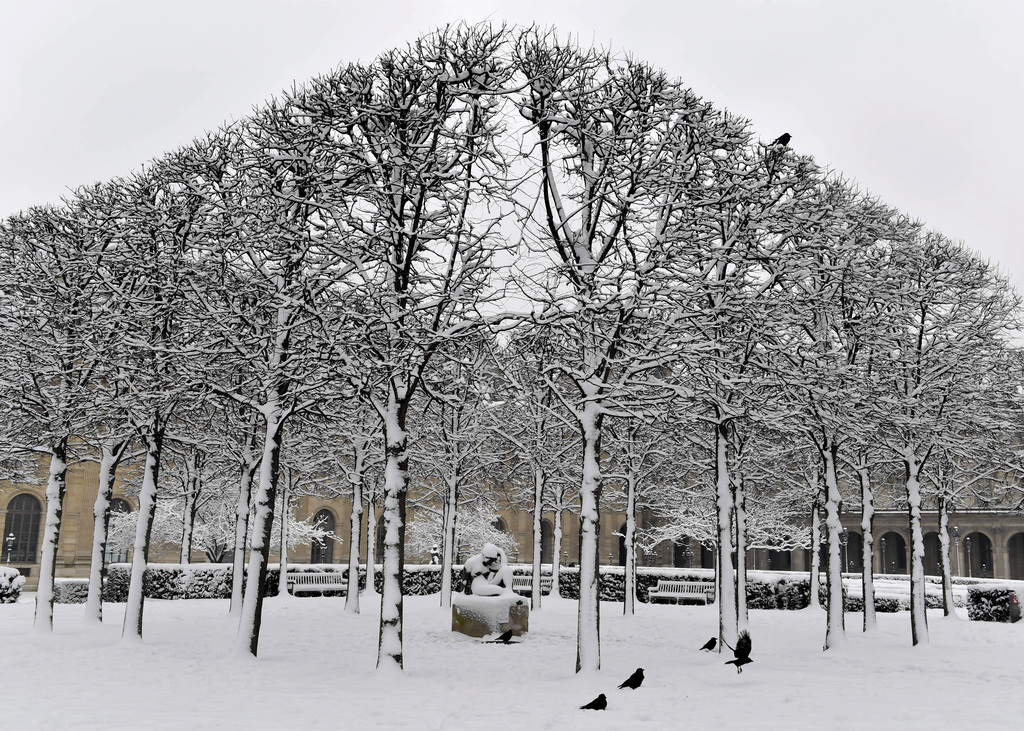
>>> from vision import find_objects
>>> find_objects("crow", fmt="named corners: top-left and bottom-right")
top-left (618, 668), bottom-right (644, 690)
top-left (485, 630), bottom-right (515, 644)
top-left (724, 631), bottom-right (752, 673)
top-left (580, 693), bottom-right (607, 711)
top-left (771, 132), bottom-right (791, 146)
top-left (699, 637), bottom-right (717, 652)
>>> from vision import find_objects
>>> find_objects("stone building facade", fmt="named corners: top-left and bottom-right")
top-left (5, 459), bottom-right (1024, 588)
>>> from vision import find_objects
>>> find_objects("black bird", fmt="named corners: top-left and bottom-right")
top-left (618, 667), bottom-right (644, 690)
top-left (486, 630), bottom-right (515, 644)
top-left (724, 631), bottom-right (753, 673)
top-left (771, 132), bottom-right (791, 146)
top-left (699, 637), bottom-right (717, 652)
top-left (580, 693), bottom-right (608, 711)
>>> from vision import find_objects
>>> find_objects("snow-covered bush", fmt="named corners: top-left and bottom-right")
top-left (774, 578), bottom-right (810, 610)
top-left (101, 564), bottom-right (281, 601)
top-left (967, 587), bottom-right (1021, 622)
top-left (54, 578), bottom-right (89, 604)
top-left (371, 565), bottom-right (465, 595)
top-left (845, 596), bottom-right (902, 613)
top-left (747, 580), bottom-right (779, 610)
top-left (102, 564), bottom-right (132, 602)
top-left (0, 567), bottom-right (25, 604)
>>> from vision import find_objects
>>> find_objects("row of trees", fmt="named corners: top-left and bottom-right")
top-left (1, 24), bottom-right (1021, 672)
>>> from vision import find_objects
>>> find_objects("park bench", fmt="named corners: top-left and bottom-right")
top-left (511, 574), bottom-right (553, 595)
top-left (647, 579), bottom-right (715, 605)
top-left (286, 571), bottom-right (347, 595)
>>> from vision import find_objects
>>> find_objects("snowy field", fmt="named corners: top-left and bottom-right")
top-left (3, 591), bottom-right (1021, 730)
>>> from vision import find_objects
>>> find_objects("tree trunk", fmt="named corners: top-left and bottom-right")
top-left (858, 463), bottom-right (877, 632)
top-left (551, 507), bottom-right (564, 596)
top-left (623, 473), bottom-right (637, 616)
top-left (822, 442), bottom-right (846, 649)
top-left (377, 392), bottom-right (410, 671)
top-left (366, 496), bottom-right (378, 595)
top-left (344, 438), bottom-right (366, 614)
top-left (733, 475), bottom-right (748, 633)
top-left (235, 405), bottom-right (285, 657)
top-left (531, 468), bottom-right (544, 609)
top-left (439, 470), bottom-right (458, 608)
top-left (122, 421), bottom-right (164, 641)
top-left (905, 449), bottom-right (929, 645)
top-left (715, 421), bottom-right (737, 653)
top-left (33, 439), bottom-right (69, 633)
top-left (84, 439), bottom-right (127, 624)
top-left (277, 484), bottom-right (289, 597)
top-left (229, 456), bottom-right (258, 616)
top-left (179, 450), bottom-right (202, 565)
top-left (937, 495), bottom-right (957, 619)
top-left (575, 401), bottom-right (603, 673)
top-left (809, 497), bottom-right (822, 609)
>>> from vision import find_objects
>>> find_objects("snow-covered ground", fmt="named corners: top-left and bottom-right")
top-left (2, 591), bottom-right (1021, 730)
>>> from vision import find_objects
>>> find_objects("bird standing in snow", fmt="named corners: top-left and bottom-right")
top-left (618, 668), bottom-right (644, 690)
top-left (699, 637), bottom-right (717, 652)
top-left (771, 132), bottom-right (791, 146)
top-left (485, 630), bottom-right (515, 644)
top-left (580, 693), bottom-right (607, 711)
top-left (724, 631), bottom-right (753, 673)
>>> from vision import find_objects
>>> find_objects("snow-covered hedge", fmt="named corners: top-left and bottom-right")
top-left (83, 564), bottom-right (283, 602)
top-left (1, 567), bottom-right (25, 604)
top-left (372, 565), bottom-right (465, 595)
top-left (51, 564), bottom-right (367, 603)
top-left (967, 587), bottom-right (1022, 622)
top-left (54, 578), bottom-right (90, 604)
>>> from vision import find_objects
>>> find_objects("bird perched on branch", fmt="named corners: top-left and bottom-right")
top-left (771, 132), bottom-right (791, 146)
top-left (580, 693), bottom-right (607, 711)
top-left (724, 631), bottom-right (752, 673)
top-left (618, 668), bottom-right (644, 690)
top-left (699, 637), bottom-right (717, 652)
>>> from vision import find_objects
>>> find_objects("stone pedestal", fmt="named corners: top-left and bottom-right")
top-left (451, 593), bottom-right (529, 638)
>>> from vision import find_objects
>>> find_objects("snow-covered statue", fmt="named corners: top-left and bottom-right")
top-left (462, 543), bottom-right (514, 597)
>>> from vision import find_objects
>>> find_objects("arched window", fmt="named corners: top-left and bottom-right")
top-left (1008, 533), bottom-right (1024, 581)
top-left (923, 532), bottom-right (941, 576)
top-left (879, 532), bottom-right (907, 575)
top-left (617, 522), bottom-right (628, 566)
top-left (3, 494), bottom-right (42, 565)
top-left (844, 532), bottom-right (864, 573)
top-left (964, 532), bottom-right (993, 578)
top-left (104, 498), bottom-right (132, 563)
top-left (700, 542), bottom-right (715, 570)
top-left (492, 517), bottom-right (507, 532)
top-left (310, 509), bottom-right (336, 564)
top-left (540, 518), bottom-right (553, 564)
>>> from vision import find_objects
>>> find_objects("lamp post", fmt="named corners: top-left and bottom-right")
top-left (965, 536), bottom-right (973, 578)
top-left (4, 533), bottom-right (14, 565)
top-left (880, 537), bottom-right (887, 574)
top-left (953, 526), bottom-right (960, 576)
top-left (839, 528), bottom-right (849, 575)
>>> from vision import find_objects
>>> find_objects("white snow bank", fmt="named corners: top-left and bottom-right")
top-left (1, 591), bottom-right (1021, 729)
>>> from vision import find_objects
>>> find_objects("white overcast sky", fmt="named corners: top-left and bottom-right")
top-left (3, 0), bottom-right (1022, 289)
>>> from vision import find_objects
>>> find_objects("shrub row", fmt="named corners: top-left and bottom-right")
top-left (372, 565), bottom-right (466, 595)
top-left (1, 567), bottom-right (25, 604)
top-left (42, 563), bottom-right (1018, 622)
top-left (54, 565), bottom-right (363, 603)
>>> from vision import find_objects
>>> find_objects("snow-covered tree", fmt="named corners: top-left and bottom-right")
top-left (876, 232), bottom-right (1020, 646)
top-left (0, 196), bottom-right (123, 632)
top-left (311, 26), bottom-right (516, 670)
